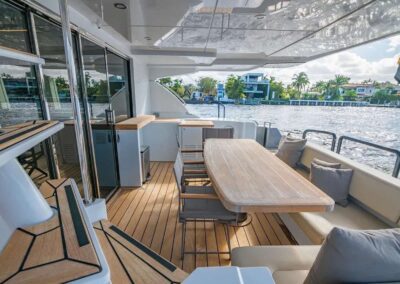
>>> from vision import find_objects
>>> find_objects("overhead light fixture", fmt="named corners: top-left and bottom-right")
top-left (255, 13), bottom-right (265, 19)
top-left (114, 3), bottom-right (127, 9)
top-left (144, 36), bottom-right (152, 41)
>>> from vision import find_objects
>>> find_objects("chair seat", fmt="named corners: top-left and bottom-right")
top-left (181, 187), bottom-right (238, 222)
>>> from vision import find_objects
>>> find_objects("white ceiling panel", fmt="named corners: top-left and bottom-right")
top-left (272, 0), bottom-right (400, 58)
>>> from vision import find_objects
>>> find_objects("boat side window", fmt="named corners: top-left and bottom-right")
top-left (0, 1), bottom-right (42, 128)
top-left (0, 0), bottom-right (31, 53)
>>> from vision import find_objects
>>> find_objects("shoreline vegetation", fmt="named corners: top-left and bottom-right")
top-left (158, 72), bottom-right (400, 107)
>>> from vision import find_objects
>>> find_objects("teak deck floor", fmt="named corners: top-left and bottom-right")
top-left (107, 162), bottom-right (297, 273)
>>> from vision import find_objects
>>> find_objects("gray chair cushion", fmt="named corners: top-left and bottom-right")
top-left (310, 163), bottom-right (353, 206)
top-left (276, 137), bottom-right (307, 167)
top-left (304, 227), bottom-right (400, 284)
top-left (312, 158), bottom-right (341, 169)
top-left (181, 187), bottom-right (238, 221)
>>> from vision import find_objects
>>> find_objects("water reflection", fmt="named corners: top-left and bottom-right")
top-left (186, 104), bottom-right (400, 176)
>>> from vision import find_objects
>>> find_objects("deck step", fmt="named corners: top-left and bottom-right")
top-left (0, 179), bottom-right (106, 283)
top-left (94, 220), bottom-right (188, 284)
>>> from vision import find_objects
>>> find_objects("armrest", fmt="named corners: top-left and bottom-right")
top-left (180, 193), bottom-right (219, 200)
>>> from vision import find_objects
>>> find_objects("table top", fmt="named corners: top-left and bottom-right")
top-left (204, 139), bottom-right (334, 213)
top-left (179, 120), bottom-right (214, 128)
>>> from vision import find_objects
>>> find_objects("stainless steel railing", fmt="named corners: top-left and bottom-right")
top-left (301, 129), bottom-right (400, 178)
top-left (217, 102), bottom-right (226, 118)
top-left (336, 135), bottom-right (400, 178)
top-left (302, 129), bottom-right (337, 151)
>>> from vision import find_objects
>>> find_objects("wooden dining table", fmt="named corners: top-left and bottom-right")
top-left (203, 139), bottom-right (335, 213)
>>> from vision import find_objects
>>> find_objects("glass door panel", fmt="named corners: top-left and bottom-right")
top-left (0, 1), bottom-right (49, 185)
top-left (106, 51), bottom-right (131, 121)
top-left (34, 15), bottom-right (87, 192)
top-left (81, 37), bottom-right (119, 197)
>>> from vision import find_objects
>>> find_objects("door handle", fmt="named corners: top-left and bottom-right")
top-left (117, 133), bottom-right (120, 143)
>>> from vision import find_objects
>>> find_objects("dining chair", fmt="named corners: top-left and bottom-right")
top-left (173, 152), bottom-right (246, 259)
top-left (180, 127), bottom-right (235, 180)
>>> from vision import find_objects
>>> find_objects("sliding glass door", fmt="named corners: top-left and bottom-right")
top-left (80, 37), bottom-right (120, 198)
top-left (1, 0), bottom-right (134, 199)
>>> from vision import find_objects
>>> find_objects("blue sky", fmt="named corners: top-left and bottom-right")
top-left (179, 34), bottom-right (400, 86)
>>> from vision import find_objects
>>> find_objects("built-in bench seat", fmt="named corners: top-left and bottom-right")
top-left (232, 245), bottom-right (320, 284)
top-left (285, 143), bottom-right (400, 244)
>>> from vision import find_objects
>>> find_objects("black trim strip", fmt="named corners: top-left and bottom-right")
top-left (103, 230), bottom-right (135, 283)
top-left (109, 225), bottom-right (177, 272)
top-left (65, 185), bottom-right (90, 247)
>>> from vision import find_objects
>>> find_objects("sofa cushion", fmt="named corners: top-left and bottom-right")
top-left (311, 158), bottom-right (341, 169)
top-left (289, 202), bottom-right (389, 244)
top-left (276, 137), bottom-right (306, 167)
top-left (310, 163), bottom-right (353, 206)
top-left (304, 227), bottom-right (400, 284)
top-left (299, 143), bottom-right (400, 225)
top-left (273, 270), bottom-right (309, 284)
top-left (231, 245), bottom-right (319, 271)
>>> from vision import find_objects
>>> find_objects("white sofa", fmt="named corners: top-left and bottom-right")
top-left (232, 245), bottom-right (320, 284)
top-left (285, 143), bottom-right (400, 244)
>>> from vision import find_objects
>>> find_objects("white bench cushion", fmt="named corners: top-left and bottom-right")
top-left (300, 144), bottom-right (400, 225)
top-left (289, 202), bottom-right (389, 244)
top-left (232, 246), bottom-right (320, 284)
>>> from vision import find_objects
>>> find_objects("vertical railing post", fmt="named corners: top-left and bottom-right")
top-left (59, 0), bottom-right (93, 203)
top-left (393, 156), bottom-right (400, 178)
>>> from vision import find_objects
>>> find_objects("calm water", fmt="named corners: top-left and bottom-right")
top-left (186, 104), bottom-right (400, 177)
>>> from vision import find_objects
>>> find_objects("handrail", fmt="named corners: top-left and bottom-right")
top-left (217, 102), bottom-right (226, 118)
top-left (337, 135), bottom-right (400, 177)
top-left (302, 129), bottom-right (337, 151)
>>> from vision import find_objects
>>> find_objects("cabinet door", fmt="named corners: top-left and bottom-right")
top-left (116, 130), bottom-right (142, 187)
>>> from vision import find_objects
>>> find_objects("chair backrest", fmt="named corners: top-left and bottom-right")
top-left (202, 127), bottom-right (234, 142)
top-left (173, 152), bottom-right (184, 192)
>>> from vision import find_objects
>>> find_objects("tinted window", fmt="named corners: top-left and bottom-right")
top-left (0, 1), bottom-right (31, 52)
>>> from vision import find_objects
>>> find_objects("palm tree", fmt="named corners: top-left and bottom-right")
top-left (292, 72), bottom-right (310, 93)
top-left (314, 80), bottom-right (328, 95)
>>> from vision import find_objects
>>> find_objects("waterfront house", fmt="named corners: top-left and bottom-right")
top-left (340, 83), bottom-right (376, 98)
top-left (217, 83), bottom-right (224, 99)
top-left (241, 73), bottom-right (270, 99)
top-left (190, 91), bottom-right (204, 101)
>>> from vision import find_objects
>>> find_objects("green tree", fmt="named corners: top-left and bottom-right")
top-left (55, 76), bottom-right (69, 90)
top-left (183, 83), bottom-right (197, 98)
top-left (343, 89), bottom-right (357, 101)
top-left (158, 77), bottom-right (173, 87)
top-left (170, 79), bottom-right (185, 97)
top-left (197, 77), bottom-right (217, 96)
top-left (291, 72), bottom-right (310, 93)
top-left (266, 76), bottom-right (284, 100)
top-left (282, 86), bottom-right (301, 100)
top-left (313, 80), bottom-right (328, 95)
top-left (225, 75), bottom-right (245, 102)
top-left (372, 88), bottom-right (397, 104)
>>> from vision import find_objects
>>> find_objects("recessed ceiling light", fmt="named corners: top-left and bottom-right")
top-left (144, 36), bottom-right (152, 41)
top-left (114, 3), bottom-right (127, 9)
top-left (255, 13), bottom-right (265, 19)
